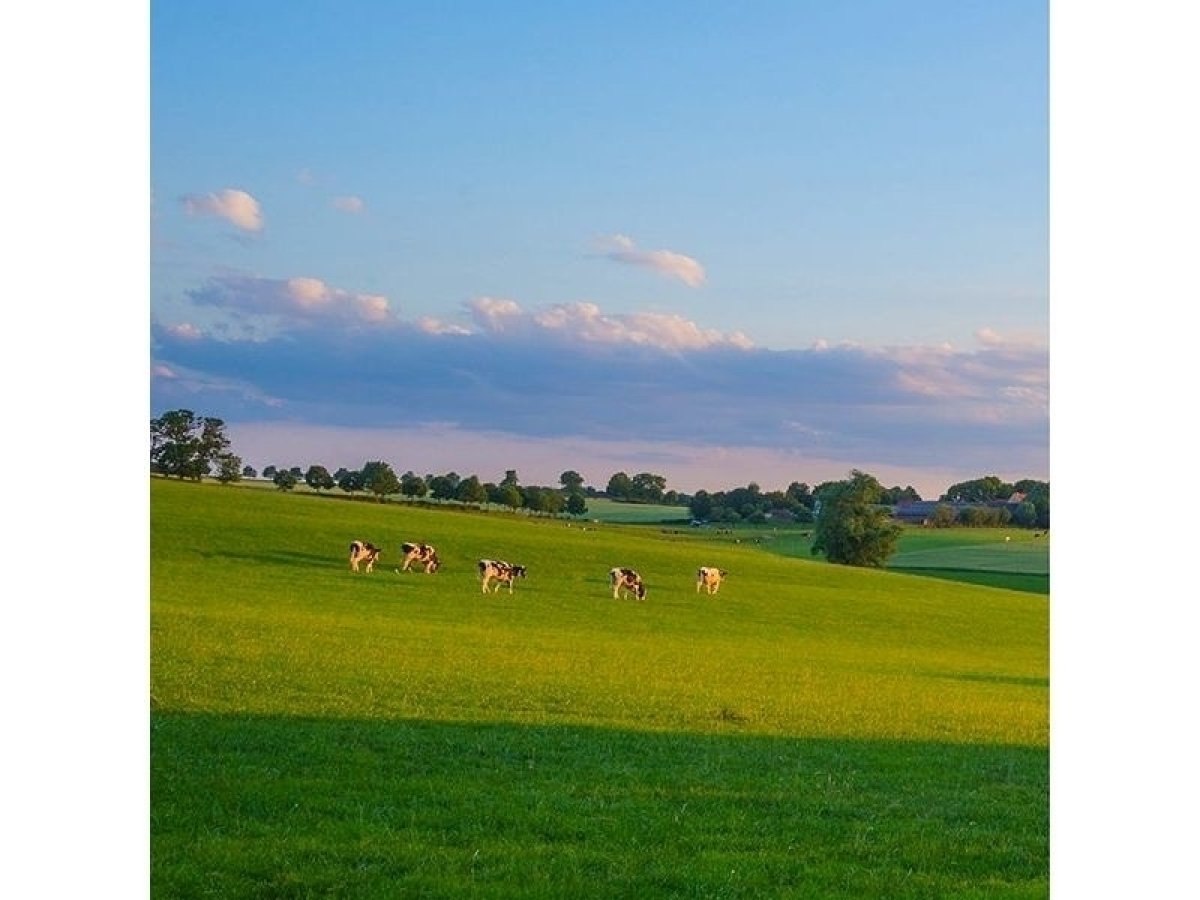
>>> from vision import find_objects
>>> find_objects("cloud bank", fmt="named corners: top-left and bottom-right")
top-left (152, 274), bottom-right (1047, 493)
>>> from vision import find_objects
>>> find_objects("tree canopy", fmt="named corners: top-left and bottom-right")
top-left (811, 470), bottom-right (902, 567)
top-left (361, 460), bottom-right (400, 501)
top-left (150, 408), bottom-right (235, 480)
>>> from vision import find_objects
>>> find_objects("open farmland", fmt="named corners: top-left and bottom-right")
top-left (151, 478), bottom-right (1049, 898)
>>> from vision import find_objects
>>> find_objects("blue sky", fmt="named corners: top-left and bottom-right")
top-left (150, 0), bottom-right (1048, 497)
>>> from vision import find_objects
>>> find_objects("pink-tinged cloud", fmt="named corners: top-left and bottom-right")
top-left (187, 274), bottom-right (394, 327)
top-left (331, 195), bottom-right (365, 214)
top-left (164, 322), bottom-right (203, 340)
top-left (415, 316), bottom-right (472, 336)
top-left (595, 234), bottom-right (707, 287)
top-left (467, 298), bottom-right (751, 351)
top-left (181, 188), bottom-right (264, 232)
top-left (884, 331), bottom-right (1048, 416)
top-left (467, 297), bottom-right (525, 333)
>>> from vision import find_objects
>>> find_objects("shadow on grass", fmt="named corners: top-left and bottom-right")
top-left (152, 712), bottom-right (1048, 899)
top-left (888, 567), bottom-right (1050, 595)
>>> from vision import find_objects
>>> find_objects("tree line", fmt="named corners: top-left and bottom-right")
top-left (152, 408), bottom-right (1049, 566)
top-left (256, 462), bottom-right (591, 518)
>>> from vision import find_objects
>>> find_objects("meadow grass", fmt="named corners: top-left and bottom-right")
top-left (151, 478), bottom-right (1048, 897)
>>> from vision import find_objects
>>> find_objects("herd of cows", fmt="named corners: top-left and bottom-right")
top-left (348, 540), bottom-right (729, 600)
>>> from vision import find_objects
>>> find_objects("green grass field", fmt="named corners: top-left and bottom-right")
top-left (151, 478), bottom-right (1048, 897)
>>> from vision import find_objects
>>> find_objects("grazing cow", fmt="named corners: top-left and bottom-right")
top-left (399, 542), bottom-right (441, 574)
top-left (696, 567), bottom-right (728, 595)
top-left (349, 540), bottom-right (383, 573)
top-left (478, 559), bottom-right (528, 594)
top-left (609, 567), bottom-right (647, 601)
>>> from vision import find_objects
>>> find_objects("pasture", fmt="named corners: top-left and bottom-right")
top-left (151, 478), bottom-right (1048, 897)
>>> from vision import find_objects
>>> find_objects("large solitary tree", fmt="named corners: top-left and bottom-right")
top-left (150, 408), bottom-right (234, 480)
top-left (811, 470), bottom-right (901, 567)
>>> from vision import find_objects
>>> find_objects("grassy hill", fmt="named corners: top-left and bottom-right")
top-left (151, 478), bottom-right (1048, 897)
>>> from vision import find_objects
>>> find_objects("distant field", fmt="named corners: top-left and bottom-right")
top-left (579, 497), bottom-right (689, 523)
top-left (759, 524), bottom-right (1050, 595)
top-left (226, 479), bottom-right (686, 524)
top-left (152, 478), bottom-right (1047, 897)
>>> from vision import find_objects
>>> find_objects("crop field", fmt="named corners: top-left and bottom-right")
top-left (151, 478), bottom-right (1048, 898)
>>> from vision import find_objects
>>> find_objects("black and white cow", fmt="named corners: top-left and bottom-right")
top-left (609, 567), bottom-right (647, 601)
top-left (478, 559), bottom-right (527, 594)
top-left (349, 540), bottom-right (383, 573)
top-left (696, 567), bottom-right (728, 595)
top-left (399, 542), bottom-right (441, 574)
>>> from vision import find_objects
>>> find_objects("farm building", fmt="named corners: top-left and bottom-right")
top-left (893, 494), bottom-right (1029, 525)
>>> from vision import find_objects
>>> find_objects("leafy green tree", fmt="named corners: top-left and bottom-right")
top-left (566, 493), bottom-right (588, 517)
top-left (150, 408), bottom-right (233, 480)
top-left (786, 481), bottom-right (814, 510)
top-left (929, 504), bottom-right (958, 528)
top-left (689, 490), bottom-right (714, 521)
top-left (361, 461), bottom-right (400, 501)
top-left (880, 485), bottom-right (922, 505)
top-left (1015, 480), bottom-right (1050, 529)
top-left (1010, 502), bottom-right (1038, 528)
top-left (958, 506), bottom-right (1011, 527)
top-left (631, 472), bottom-right (667, 503)
top-left (215, 453), bottom-right (243, 484)
top-left (456, 475), bottom-right (487, 507)
top-left (499, 484), bottom-right (522, 512)
top-left (942, 476), bottom-right (1012, 503)
top-left (305, 465), bottom-right (335, 491)
top-left (606, 472), bottom-right (633, 500)
top-left (273, 469), bottom-right (298, 491)
top-left (810, 470), bottom-right (901, 567)
top-left (338, 470), bottom-right (364, 495)
top-left (241, 465), bottom-right (258, 479)
top-left (262, 465), bottom-right (278, 480)
top-left (289, 466), bottom-right (304, 479)
top-left (401, 471), bottom-right (429, 500)
top-left (428, 473), bottom-right (459, 501)
top-left (560, 470), bottom-right (585, 493)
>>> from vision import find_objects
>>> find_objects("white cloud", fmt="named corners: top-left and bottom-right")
top-left (181, 188), bottom-right (264, 232)
top-left (331, 195), bottom-right (365, 214)
top-left (594, 234), bottom-right (707, 287)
